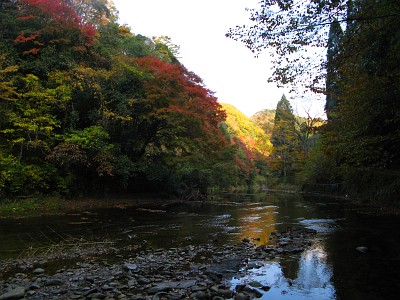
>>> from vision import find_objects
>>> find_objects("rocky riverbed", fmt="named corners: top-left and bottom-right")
top-left (0, 226), bottom-right (316, 300)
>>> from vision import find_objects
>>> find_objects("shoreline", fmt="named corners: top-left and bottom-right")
top-left (0, 195), bottom-right (184, 219)
top-left (0, 226), bottom-right (317, 299)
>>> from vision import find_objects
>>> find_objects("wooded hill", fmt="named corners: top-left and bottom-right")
top-left (2, 1), bottom-right (398, 212)
top-left (0, 0), bottom-right (278, 199)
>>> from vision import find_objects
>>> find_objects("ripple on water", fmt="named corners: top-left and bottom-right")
top-left (298, 219), bottom-right (337, 233)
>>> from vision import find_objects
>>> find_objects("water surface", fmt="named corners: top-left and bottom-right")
top-left (1, 193), bottom-right (399, 299)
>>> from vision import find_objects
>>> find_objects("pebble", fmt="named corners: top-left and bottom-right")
top-left (32, 268), bottom-right (45, 275)
top-left (0, 226), bottom-right (316, 300)
top-left (356, 246), bottom-right (368, 253)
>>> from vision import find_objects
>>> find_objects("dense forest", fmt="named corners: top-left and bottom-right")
top-left (0, 0), bottom-right (281, 200)
top-left (1, 0), bottom-right (399, 211)
top-left (228, 0), bottom-right (400, 210)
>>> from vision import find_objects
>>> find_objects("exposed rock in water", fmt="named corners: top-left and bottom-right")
top-left (356, 246), bottom-right (368, 253)
top-left (0, 226), bottom-right (318, 299)
top-left (0, 285), bottom-right (26, 300)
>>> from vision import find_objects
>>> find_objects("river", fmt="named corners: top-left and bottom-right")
top-left (1, 192), bottom-right (399, 299)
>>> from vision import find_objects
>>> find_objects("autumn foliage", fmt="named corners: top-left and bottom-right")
top-left (14, 0), bottom-right (95, 56)
top-left (0, 0), bottom-right (267, 198)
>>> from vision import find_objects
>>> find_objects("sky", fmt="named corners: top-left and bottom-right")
top-left (112, 0), bottom-right (326, 118)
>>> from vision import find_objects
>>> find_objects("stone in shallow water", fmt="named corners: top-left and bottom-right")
top-left (248, 281), bottom-right (262, 288)
top-left (122, 263), bottom-right (138, 271)
top-left (44, 278), bottom-right (63, 286)
top-left (234, 293), bottom-right (251, 300)
top-left (147, 280), bottom-right (197, 294)
top-left (33, 268), bottom-right (45, 274)
top-left (90, 292), bottom-right (106, 299)
top-left (356, 246), bottom-right (368, 253)
top-left (0, 286), bottom-right (26, 300)
top-left (191, 290), bottom-right (210, 300)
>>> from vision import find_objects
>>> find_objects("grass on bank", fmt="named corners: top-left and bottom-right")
top-left (0, 194), bottom-right (182, 218)
top-left (0, 196), bottom-right (65, 218)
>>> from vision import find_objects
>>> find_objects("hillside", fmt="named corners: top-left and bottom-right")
top-left (221, 103), bottom-right (272, 157)
top-left (251, 109), bottom-right (275, 137)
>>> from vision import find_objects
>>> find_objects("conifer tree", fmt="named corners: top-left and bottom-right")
top-left (325, 20), bottom-right (343, 119)
top-left (271, 95), bottom-right (298, 182)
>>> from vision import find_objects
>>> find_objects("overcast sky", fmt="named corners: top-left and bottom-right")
top-left (112, 0), bottom-right (325, 118)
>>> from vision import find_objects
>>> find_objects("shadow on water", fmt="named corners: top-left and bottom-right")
top-left (1, 193), bottom-right (399, 299)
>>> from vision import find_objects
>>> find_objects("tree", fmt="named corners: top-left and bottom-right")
top-left (66, 0), bottom-right (117, 27)
top-left (227, 1), bottom-right (399, 91)
top-left (153, 35), bottom-right (181, 62)
top-left (130, 56), bottom-right (229, 197)
top-left (270, 95), bottom-right (298, 182)
top-left (227, 1), bottom-right (351, 91)
top-left (325, 20), bottom-right (343, 119)
top-left (221, 103), bottom-right (272, 188)
top-left (1, 0), bottom-right (264, 199)
top-left (14, 0), bottom-right (96, 58)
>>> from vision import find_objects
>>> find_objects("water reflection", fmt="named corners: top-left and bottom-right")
top-left (1, 193), bottom-right (399, 299)
top-left (236, 204), bottom-right (278, 244)
top-left (231, 239), bottom-right (336, 299)
top-left (299, 218), bottom-right (337, 233)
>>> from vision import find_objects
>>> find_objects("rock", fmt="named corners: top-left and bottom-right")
top-left (137, 276), bottom-right (151, 285)
top-left (247, 261), bottom-right (263, 269)
top-left (234, 293), bottom-right (250, 300)
top-left (191, 286), bottom-right (207, 292)
top-left (216, 288), bottom-right (233, 298)
top-left (0, 286), bottom-right (26, 300)
top-left (147, 280), bottom-right (197, 294)
top-left (44, 278), bottom-right (63, 286)
top-left (128, 278), bottom-right (138, 288)
top-left (242, 285), bottom-right (263, 298)
top-left (235, 284), bottom-right (246, 292)
top-left (101, 284), bottom-right (113, 291)
top-left (152, 292), bottom-right (169, 300)
top-left (83, 288), bottom-right (99, 296)
top-left (90, 292), bottom-right (106, 299)
top-left (248, 281), bottom-right (262, 288)
top-left (29, 283), bottom-right (41, 290)
top-left (285, 246), bottom-right (305, 253)
top-left (191, 290), bottom-right (210, 300)
top-left (33, 268), bottom-right (45, 274)
top-left (14, 273), bottom-right (25, 279)
top-left (175, 280), bottom-right (197, 289)
top-left (123, 263), bottom-right (138, 271)
top-left (356, 246), bottom-right (368, 253)
top-left (0, 226), bottom-right (320, 300)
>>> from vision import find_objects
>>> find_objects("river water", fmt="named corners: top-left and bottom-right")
top-left (1, 193), bottom-right (399, 299)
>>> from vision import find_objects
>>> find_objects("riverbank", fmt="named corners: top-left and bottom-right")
top-left (0, 226), bottom-right (317, 300)
top-left (0, 195), bottom-right (183, 219)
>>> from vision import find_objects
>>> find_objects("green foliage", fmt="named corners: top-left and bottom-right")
top-left (0, 151), bottom-right (56, 195)
top-left (0, 0), bottom-right (270, 199)
top-left (230, 0), bottom-right (400, 210)
top-left (270, 95), bottom-right (298, 182)
top-left (297, 145), bottom-right (337, 186)
top-left (0, 153), bottom-right (19, 191)
top-left (316, 0), bottom-right (400, 208)
top-left (325, 20), bottom-right (343, 119)
top-left (251, 109), bottom-right (275, 137)
top-left (0, 196), bottom-right (65, 216)
top-left (65, 125), bottom-right (110, 151)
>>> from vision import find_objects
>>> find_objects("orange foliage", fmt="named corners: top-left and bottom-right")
top-left (135, 56), bottom-right (228, 154)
